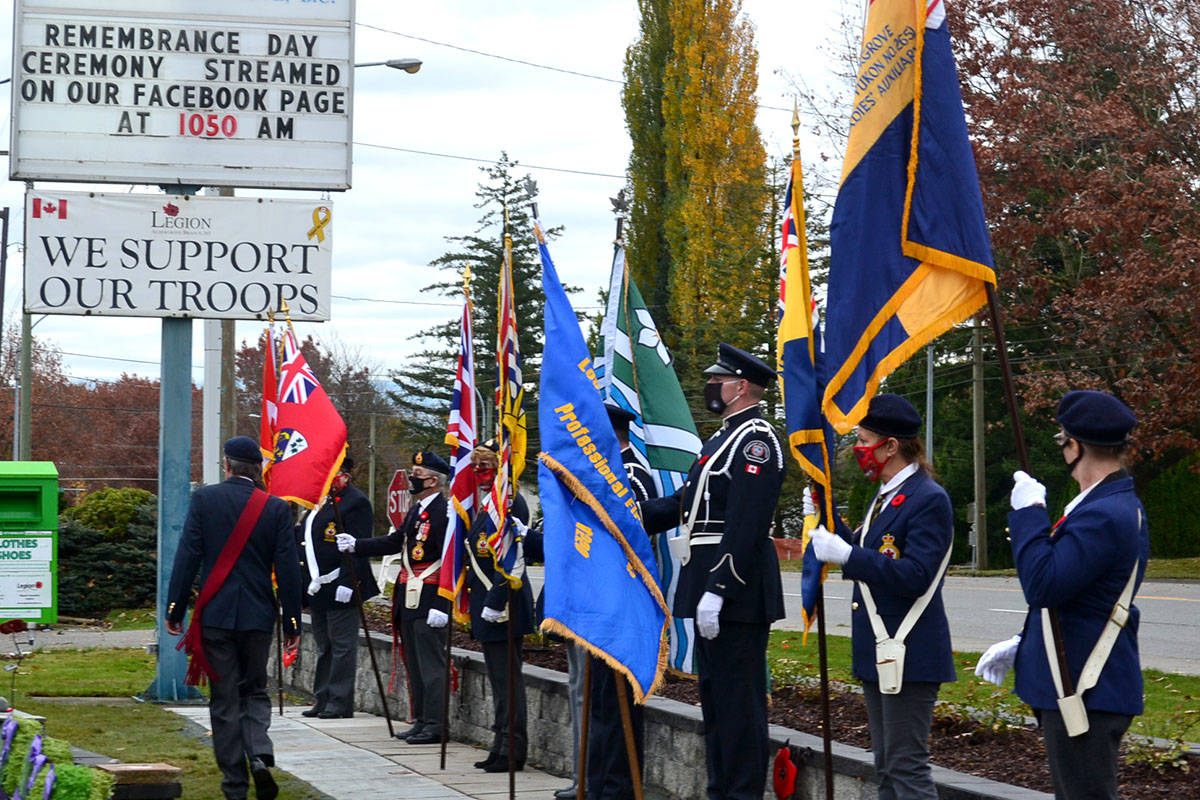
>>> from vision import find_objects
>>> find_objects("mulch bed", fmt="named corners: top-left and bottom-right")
top-left (363, 610), bottom-right (1198, 798)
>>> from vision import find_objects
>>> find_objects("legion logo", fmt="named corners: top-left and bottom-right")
top-left (150, 202), bottom-right (213, 233)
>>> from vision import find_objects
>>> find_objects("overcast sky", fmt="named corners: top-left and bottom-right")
top-left (0, 0), bottom-right (851, 388)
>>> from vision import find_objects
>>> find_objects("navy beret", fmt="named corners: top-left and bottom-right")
top-left (703, 343), bottom-right (775, 388)
top-left (604, 402), bottom-right (637, 431)
top-left (412, 450), bottom-right (451, 475)
top-left (1057, 390), bottom-right (1136, 446)
top-left (340, 456), bottom-right (355, 473)
top-left (859, 393), bottom-right (922, 439)
top-left (224, 436), bottom-right (261, 463)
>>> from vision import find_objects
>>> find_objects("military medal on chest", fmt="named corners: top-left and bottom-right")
top-left (323, 521), bottom-right (338, 543)
top-left (412, 510), bottom-right (431, 561)
top-left (879, 533), bottom-right (901, 559)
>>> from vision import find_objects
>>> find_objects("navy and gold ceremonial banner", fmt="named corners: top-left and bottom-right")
top-left (536, 222), bottom-right (669, 702)
top-left (775, 156), bottom-right (835, 640)
top-left (824, 0), bottom-right (996, 433)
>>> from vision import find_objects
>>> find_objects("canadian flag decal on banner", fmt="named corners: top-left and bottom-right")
top-left (32, 199), bottom-right (68, 219)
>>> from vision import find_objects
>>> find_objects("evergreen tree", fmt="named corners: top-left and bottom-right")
top-left (388, 154), bottom-right (559, 455)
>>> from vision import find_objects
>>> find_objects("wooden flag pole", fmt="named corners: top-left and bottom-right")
top-left (815, 589), bottom-right (835, 800)
top-left (439, 617), bottom-right (452, 770)
top-left (274, 603), bottom-right (284, 715)
top-left (982, 284), bottom-right (1074, 696)
top-left (506, 585), bottom-right (517, 800)
top-left (613, 675), bottom-right (645, 800)
top-left (330, 496), bottom-right (395, 737)
top-left (577, 656), bottom-right (592, 800)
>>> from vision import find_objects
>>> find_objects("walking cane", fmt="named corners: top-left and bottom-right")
top-left (329, 495), bottom-right (395, 737)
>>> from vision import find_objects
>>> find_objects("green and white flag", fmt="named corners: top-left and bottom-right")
top-left (599, 243), bottom-right (702, 673)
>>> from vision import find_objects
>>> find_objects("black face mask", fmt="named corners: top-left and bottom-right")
top-left (704, 382), bottom-right (728, 415)
top-left (408, 476), bottom-right (431, 495)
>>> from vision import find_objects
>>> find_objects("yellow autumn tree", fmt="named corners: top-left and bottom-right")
top-left (625, 0), bottom-right (770, 389)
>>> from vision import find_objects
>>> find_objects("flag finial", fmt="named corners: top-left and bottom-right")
top-left (792, 99), bottom-right (801, 157)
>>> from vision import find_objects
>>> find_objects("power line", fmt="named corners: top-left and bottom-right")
top-left (353, 141), bottom-right (626, 180)
top-left (355, 23), bottom-right (794, 114)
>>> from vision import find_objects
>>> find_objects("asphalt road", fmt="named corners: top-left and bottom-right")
top-left (777, 572), bottom-right (1200, 676)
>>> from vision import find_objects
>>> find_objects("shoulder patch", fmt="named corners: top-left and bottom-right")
top-left (743, 440), bottom-right (769, 464)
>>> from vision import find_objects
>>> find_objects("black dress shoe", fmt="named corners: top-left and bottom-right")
top-left (473, 753), bottom-right (499, 769)
top-left (300, 707), bottom-right (323, 718)
top-left (316, 710), bottom-right (353, 719)
top-left (249, 758), bottom-right (278, 800)
top-left (406, 729), bottom-right (442, 745)
top-left (482, 756), bottom-right (524, 773)
top-left (395, 723), bottom-right (424, 741)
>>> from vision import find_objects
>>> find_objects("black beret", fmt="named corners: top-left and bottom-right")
top-left (412, 450), bottom-right (451, 475)
top-left (859, 393), bottom-right (922, 439)
top-left (604, 402), bottom-right (637, 431)
top-left (224, 436), bottom-right (261, 463)
top-left (703, 343), bottom-right (775, 388)
top-left (340, 457), bottom-right (355, 473)
top-left (1057, 390), bottom-right (1136, 446)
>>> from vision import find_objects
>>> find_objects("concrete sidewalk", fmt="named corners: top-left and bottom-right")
top-left (170, 706), bottom-right (569, 800)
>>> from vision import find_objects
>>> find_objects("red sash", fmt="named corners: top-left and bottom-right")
top-left (177, 488), bottom-right (270, 686)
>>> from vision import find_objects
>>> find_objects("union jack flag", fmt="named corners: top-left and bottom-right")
top-left (279, 333), bottom-right (320, 404)
top-left (487, 226), bottom-right (527, 587)
top-left (439, 289), bottom-right (478, 619)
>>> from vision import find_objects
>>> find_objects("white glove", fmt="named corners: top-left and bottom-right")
top-left (802, 488), bottom-right (816, 519)
top-left (335, 533), bottom-right (356, 553)
top-left (975, 634), bottom-right (1021, 686)
top-left (334, 585), bottom-right (354, 604)
top-left (696, 591), bottom-right (723, 640)
top-left (426, 608), bottom-right (449, 629)
top-left (809, 526), bottom-right (851, 565)
top-left (481, 606), bottom-right (505, 624)
top-left (1011, 470), bottom-right (1047, 510)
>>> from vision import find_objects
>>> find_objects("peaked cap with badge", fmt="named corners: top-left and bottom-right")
top-left (703, 342), bottom-right (776, 387)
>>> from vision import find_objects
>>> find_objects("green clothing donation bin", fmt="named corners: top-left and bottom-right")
top-left (0, 462), bottom-right (58, 624)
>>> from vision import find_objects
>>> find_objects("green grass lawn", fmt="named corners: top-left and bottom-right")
top-left (103, 607), bottom-right (158, 630)
top-left (767, 629), bottom-right (1200, 740)
top-left (10, 649), bottom-right (322, 800)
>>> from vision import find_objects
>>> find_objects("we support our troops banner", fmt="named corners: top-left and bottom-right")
top-left (537, 222), bottom-right (669, 701)
top-left (599, 242), bottom-right (701, 673)
top-left (824, 0), bottom-right (996, 433)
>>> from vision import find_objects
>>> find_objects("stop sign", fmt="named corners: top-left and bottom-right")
top-left (386, 470), bottom-right (411, 528)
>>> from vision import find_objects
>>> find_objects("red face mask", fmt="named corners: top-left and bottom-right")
top-left (473, 465), bottom-right (496, 486)
top-left (331, 472), bottom-right (350, 492)
top-left (852, 439), bottom-right (892, 482)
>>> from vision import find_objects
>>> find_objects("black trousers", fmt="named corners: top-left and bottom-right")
top-left (696, 621), bottom-right (769, 800)
top-left (400, 614), bottom-right (447, 733)
top-left (587, 656), bottom-right (645, 800)
top-left (1040, 708), bottom-right (1132, 800)
top-left (310, 603), bottom-right (360, 715)
top-left (482, 638), bottom-right (527, 761)
top-left (203, 627), bottom-right (274, 800)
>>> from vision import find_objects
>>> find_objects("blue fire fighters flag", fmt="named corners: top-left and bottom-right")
top-left (535, 223), bottom-right (669, 702)
top-left (824, 0), bottom-right (996, 433)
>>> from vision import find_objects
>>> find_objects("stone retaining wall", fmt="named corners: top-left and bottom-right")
top-left (271, 617), bottom-right (1050, 800)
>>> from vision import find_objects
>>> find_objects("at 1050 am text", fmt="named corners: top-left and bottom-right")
top-left (179, 113), bottom-right (237, 138)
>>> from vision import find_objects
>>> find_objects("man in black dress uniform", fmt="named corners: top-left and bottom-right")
top-left (166, 436), bottom-right (303, 800)
top-left (337, 451), bottom-right (453, 743)
top-left (298, 457), bottom-right (379, 719)
top-left (641, 344), bottom-right (785, 800)
top-left (584, 402), bottom-right (660, 799)
top-left (464, 441), bottom-right (534, 774)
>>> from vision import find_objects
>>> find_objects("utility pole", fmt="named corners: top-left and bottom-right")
top-left (972, 316), bottom-right (987, 570)
top-left (368, 412), bottom-right (377, 513)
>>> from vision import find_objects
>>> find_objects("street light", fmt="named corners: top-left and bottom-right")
top-left (354, 58), bottom-right (422, 74)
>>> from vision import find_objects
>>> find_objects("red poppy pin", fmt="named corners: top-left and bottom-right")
top-left (891, 494), bottom-right (906, 507)
top-left (420, 511), bottom-right (429, 521)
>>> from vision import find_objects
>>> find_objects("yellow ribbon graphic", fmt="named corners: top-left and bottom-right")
top-left (307, 206), bottom-right (332, 243)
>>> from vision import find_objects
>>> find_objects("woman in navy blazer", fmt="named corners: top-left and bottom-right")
top-left (810, 394), bottom-right (954, 800)
top-left (978, 390), bottom-right (1148, 800)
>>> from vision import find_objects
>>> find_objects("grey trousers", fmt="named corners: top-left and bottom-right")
top-left (203, 627), bottom-right (274, 800)
top-left (482, 638), bottom-right (527, 761)
top-left (400, 614), bottom-right (447, 733)
top-left (1040, 708), bottom-right (1132, 800)
top-left (862, 680), bottom-right (940, 800)
top-left (310, 603), bottom-right (360, 715)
